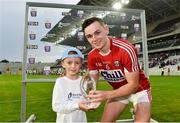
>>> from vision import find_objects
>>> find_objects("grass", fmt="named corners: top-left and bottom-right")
top-left (0, 74), bottom-right (180, 122)
top-left (150, 76), bottom-right (180, 121)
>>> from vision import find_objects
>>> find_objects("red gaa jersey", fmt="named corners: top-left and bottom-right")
top-left (87, 37), bottom-right (150, 92)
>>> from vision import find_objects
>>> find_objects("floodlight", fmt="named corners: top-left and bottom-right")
top-left (113, 2), bottom-right (122, 10)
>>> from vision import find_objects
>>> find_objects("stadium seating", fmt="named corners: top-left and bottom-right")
top-left (148, 17), bottom-right (180, 37)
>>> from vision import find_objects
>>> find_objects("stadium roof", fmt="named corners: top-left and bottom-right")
top-left (40, 0), bottom-right (180, 52)
top-left (78, 0), bottom-right (180, 23)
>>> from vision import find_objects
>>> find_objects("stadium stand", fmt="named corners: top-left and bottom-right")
top-left (148, 17), bottom-right (180, 37)
top-left (147, 34), bottom-right (180, 51)
top-left (146, 15), bottom-right (180, 76)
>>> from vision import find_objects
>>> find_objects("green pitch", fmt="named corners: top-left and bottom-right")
top-left (0, 74), bottom-right (180, 122)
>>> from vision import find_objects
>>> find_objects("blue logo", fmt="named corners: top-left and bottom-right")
top-left (67, 92), bottom-right (82, 101)
top-left (68, 92), bottom-right (72, 99)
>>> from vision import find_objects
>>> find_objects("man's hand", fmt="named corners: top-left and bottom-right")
top-left (87, 90), bottom-right (111, 103)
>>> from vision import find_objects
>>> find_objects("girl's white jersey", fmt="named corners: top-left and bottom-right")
top-left (52, 76), bottom-right (87, 123)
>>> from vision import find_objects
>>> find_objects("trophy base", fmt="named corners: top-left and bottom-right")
top-left (87, 102), bottom-right (101, 109)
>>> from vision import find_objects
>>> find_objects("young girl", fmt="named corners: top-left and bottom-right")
top-left (52, 47), bottom-right (90, 123)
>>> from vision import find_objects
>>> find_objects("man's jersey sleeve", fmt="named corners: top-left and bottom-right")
top-left (121, 44), bottom-right (140, 73)
top-left (87, 52), bottom-right (97, 71)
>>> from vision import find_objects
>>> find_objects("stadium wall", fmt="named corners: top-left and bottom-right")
top-left (149, 64), bottom-right (180, 76)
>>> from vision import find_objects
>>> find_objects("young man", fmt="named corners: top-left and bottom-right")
top-left (82, 17), bottom-right (152, 122)
top-left (52, 47), bottom-right (91, 123)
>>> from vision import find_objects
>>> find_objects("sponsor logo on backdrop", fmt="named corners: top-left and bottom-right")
top-left (121, 33), bottom-right (127, 40)
top-left (44, 46), bottom-right (51, 52)
top-left (58, 22), bottom-right (71, 28)
top-left (62, 12), bottom-right (71, 16)
top-left (28, 21), bottom-right (39, 26)
top-left (134, 23), bottom-right (140, 32)
top-left (120, 13), bottom-right (126, 22)
top-left (77, 10), bottom-right (84, 19)
top-left (131, 15), bottom-right (140, 21)
top-left (120, 25), bottom-right (129, 30)
top-left (45, 22), bottom-right (51, 29)
top-left (29, 34), bottom-right (36, 40)
top-left (30, 9), bottom-right (37, 17)
top-left (77, 31), bottom-right (84, 41)
top-left (27, 45), bottom-right (38, 49)
top-left (28, 58), bottom-right (35, 64)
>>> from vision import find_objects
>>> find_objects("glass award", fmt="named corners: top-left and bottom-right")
top-left (80, 73), bottom-right (100, 108)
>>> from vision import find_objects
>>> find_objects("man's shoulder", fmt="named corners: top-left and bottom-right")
top-left (88, 48), bottom-right (98, 56)
top-left (111, 37), bottom-right (130, 44)
top-left (111, 38), bottom-right (135, 51)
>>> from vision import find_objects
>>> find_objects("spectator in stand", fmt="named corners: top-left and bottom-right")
top-left (161, 67), bottom-right (165, 76)
top-left (178, 65), bottom-right (180, 71)
top-left (167, 67), bottom-right (170, 76)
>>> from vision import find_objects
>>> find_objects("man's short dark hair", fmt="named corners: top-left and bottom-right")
top-left (82, 17), bottom-right (105, 32)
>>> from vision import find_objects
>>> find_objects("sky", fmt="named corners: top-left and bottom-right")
top-left (0, 0), bottom-right (80, 62)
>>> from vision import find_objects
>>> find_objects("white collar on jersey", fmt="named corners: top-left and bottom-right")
top-left (99, 49), bottom-right (111, 56)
